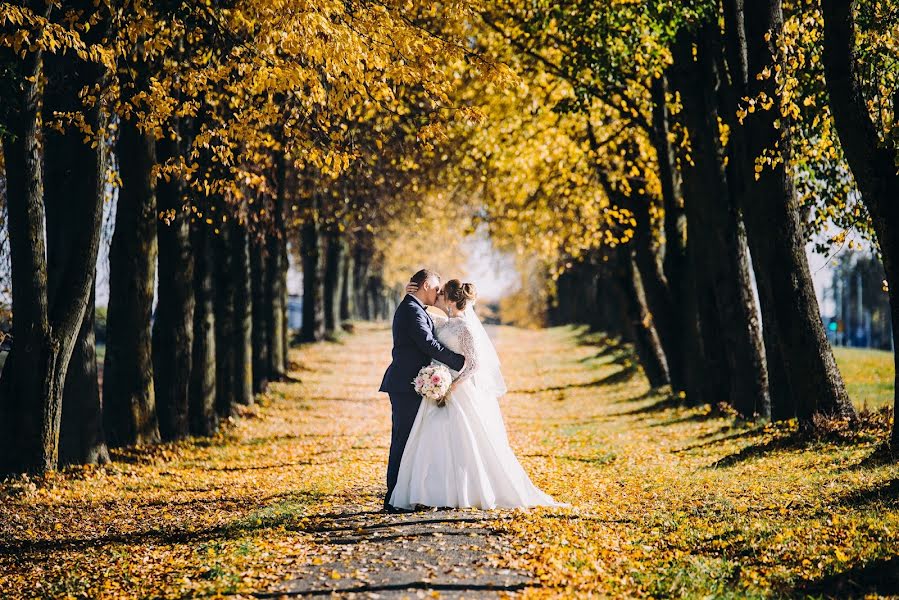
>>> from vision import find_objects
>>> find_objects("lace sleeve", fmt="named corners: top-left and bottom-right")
top-left (432, 313), bottom-right (449, 331)
top-left (453, 323), bottom-right (480, 385)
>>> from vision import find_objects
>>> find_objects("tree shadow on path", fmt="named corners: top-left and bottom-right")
top-left (672, 426), bottom-right (764, 454)
top-left (609, 393), bottom-right (681, 417)
top-left (790, 557), bottom-right (899, 599)
top-left (0, 492), bottom-right (383, 558)
top-left (513, 364), bottom-right (638, 395)
top-left (710, 419), bottom-right (888, 469)
top-left (835, 477), bottom-right (899, 508)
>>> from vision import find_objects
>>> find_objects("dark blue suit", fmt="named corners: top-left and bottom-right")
top-left (379, 294), bottom-right (465, 508)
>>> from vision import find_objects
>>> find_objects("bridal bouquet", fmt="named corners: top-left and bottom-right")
top-left (413, 364), bottom-right (453, 407)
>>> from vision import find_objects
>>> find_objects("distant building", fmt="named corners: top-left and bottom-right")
top-left (814, 249), bottom-right (892, 351)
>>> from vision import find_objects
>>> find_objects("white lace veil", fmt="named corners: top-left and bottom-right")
top-left (463, 304), bottom-right (507, 397)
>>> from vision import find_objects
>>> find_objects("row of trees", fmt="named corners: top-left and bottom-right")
top-left (461, 0), bottom-right (897, 444)
top-left (1, 0), bottom-right (896, 476)
top-left (0, 0), bottom-right (485, 476)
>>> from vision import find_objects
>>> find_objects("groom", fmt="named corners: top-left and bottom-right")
top-left (379, 269), bottom-right (466, 512)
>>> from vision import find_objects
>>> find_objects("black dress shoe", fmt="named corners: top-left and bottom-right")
top-left (384, 504), bottom-right (412, 514)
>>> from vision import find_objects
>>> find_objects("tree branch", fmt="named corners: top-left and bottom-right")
top-left (480, 12), bottom-right (652, 134)
top-left (820, 0), bottom-right (897, 208)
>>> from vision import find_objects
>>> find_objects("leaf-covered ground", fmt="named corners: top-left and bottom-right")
top-left (1, 323), bottom-right (897, 598)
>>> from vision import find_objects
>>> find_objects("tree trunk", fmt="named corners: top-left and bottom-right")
top-left (324, 232), bottom-right (344, 336)
top-left (677, 253), bottom-right (710, 407)
top-left (267, 231), bottom-right (287, 378)
top-left (582, 266), bottom-right (603, 329)
top-left (606, 277), bottom-right (631, 339)
top-left (214, 222), bottom-right (236, 418)
top-left (354, 249), bottom-right (371, 320)
top-left (573, 265), bottom-right (602, 327)
top-left (651, 74), bottom-right (688, 292)
top-left (42, 42), bottom-right (108, 467)
top-left (650, 74), bottom-right (707, 405)
top-left (665, 47), bottom-right (732, 407)
top-left (340, 248), bottom-right (355, 322)
top-left (277, 155), bottom-right (291, 368)
top-left (153, 134), bottom-right (195, 441)
top-left (614, 248), bottom-right (670, 388)
top-left (595, 272), bottom-right (622, 337)
top-left (40, 207), bottom-right (104, 470)
top-left (588, 119), bottom-right (681, 392)
top-left (59, 283), bottom-right (108, 466)
top-left (822, 0), bottom-right (899, 443)
top-left (725, 0), bottom-right (855, 423)
top-left (0, 25), bottom-right (107, 473)
top-left (250, 240), bottom-right (270, 393)
top-left (103, 118), bottom-right (160, 447)
top-left (189, 223), bottom-right (217, 436)
top-left (232, 222), bottom-right (254, 405)
top-left (368, 275), bottom-right (386, 321)
top-left (554, 269), bottom-right (582, 326)
top-left (628, 188), bottom-right (682, 391)
top-left (721, 0), bottom-right (799, 420)
top-left (670, 24), bottom-right (770, 418)
top-left (552, 271), bottom-right (572, 326)
top-left (301, 214), bottom-right (326, 341)
top-left (281, 234), bottom-right (289, 368)
top-left (0, 44), bottom-right (49, 473)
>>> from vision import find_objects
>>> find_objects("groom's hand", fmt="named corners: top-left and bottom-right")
top-left (405, 282), bottom-right (418, 295)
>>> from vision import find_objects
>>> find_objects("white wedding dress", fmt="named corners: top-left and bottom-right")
top-left (390, 308), bottom-right (560, 510)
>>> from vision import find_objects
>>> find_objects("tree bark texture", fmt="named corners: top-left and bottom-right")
top-left (822, 0), bottom-right (899, 442)
top-left (103, 118), bottom-right (160, 447)
top-left (153, 133), bottom-right (195, 441)
top-left (725, 0), bottom-right (855, 422)
top-left (671, 24), bottom-right (770, 418)
top-left (189, 223), bottom-right (217, 436)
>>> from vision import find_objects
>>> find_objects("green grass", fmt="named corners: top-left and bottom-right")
top-left (833, 346), bottom-right (894, 410)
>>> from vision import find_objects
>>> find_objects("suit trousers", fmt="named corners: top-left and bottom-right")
top-left (384, 392), bottom-right (421, 507)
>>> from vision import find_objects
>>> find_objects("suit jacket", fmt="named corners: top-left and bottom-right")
top-left (379, 294), bottom-right (466, 394)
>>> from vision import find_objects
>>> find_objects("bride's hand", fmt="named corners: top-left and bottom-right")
top-left (405, 282), bottom-right (418, 294)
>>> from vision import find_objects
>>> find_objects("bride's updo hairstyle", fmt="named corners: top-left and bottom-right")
top-left (444, 279), bottom-right (477, 311)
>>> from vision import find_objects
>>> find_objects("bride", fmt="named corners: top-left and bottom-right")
top-left (389, 279), bottom-right (561, 510)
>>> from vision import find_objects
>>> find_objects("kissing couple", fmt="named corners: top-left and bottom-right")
top-left (378, 269), bottom-right (562, 513)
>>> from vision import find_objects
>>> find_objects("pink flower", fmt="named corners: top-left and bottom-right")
top-left (431, 375), bottom-right (441, 383)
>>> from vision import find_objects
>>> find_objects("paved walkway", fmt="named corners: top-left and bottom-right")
top-left (254, 323), bottom-right (569, 598)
